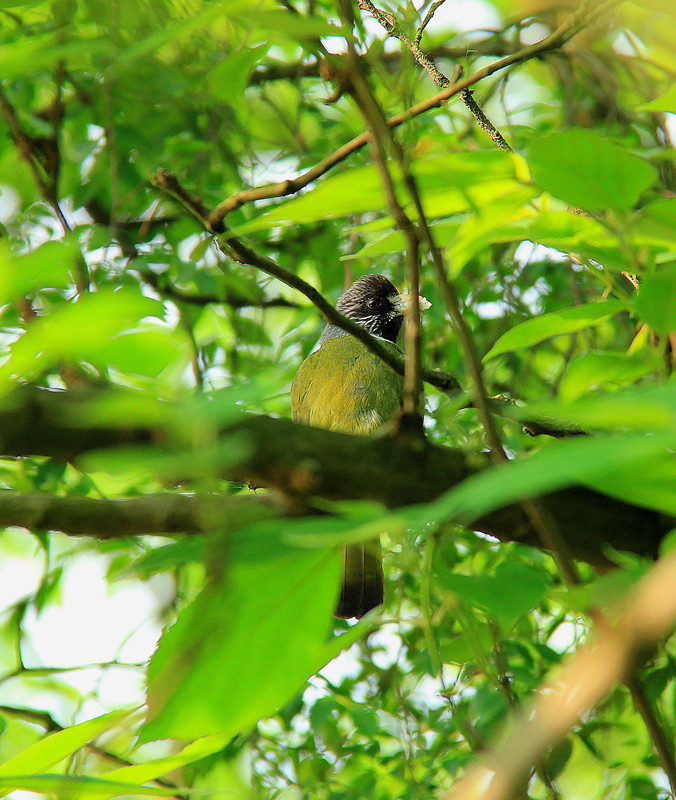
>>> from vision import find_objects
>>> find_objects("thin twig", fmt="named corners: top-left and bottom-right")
top-left (248, 42), bottom-right (513, 85)
top-left (0, 84), bottom-right (90, 292)
top-left (415, 0), bottom-right (447, 45)
top-left (488, 623), bottom-right (555, 800)
top-left (179, 311), bottom-right (204, 390)
top-left (0, 660), bottom-right (146, 684)
top-left (625, 673), bottom-right (676, 794)
top-left (140, 269), bottom-right (299, 309)
top-left (358, 0), bottom-right (511, 150)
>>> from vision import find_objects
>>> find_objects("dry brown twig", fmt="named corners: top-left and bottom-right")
top-left (443, 548), bottom-right (676, 800)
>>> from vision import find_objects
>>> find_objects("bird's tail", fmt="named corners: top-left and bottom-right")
top-left (335, 538), bottom-right (384, 619)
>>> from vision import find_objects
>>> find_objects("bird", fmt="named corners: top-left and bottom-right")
top-left (291, 274), bottom-right (430, 618)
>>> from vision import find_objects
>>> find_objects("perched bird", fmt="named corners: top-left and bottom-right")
top-left (291, 274), bottom-right (430, 618)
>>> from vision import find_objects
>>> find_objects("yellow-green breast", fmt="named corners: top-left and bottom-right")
top-left (291, 337), bottom-right (403, 435)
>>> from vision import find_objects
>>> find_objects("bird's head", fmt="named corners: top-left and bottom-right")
top-left (336, 274), bottom-right (431, 344)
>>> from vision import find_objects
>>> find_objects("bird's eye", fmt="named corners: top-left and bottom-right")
top-left (366, 297), bottom-right (382, 310)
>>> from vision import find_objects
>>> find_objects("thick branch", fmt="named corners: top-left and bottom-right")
top-left (0, 389), bottom-right (667, 564)
top-left (0, 491), bottom-right (281, 538)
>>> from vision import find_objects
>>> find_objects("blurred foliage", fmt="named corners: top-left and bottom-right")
top-left (0, 0), bottom-right (675, 798)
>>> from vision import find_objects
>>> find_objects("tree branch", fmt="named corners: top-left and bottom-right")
top-left (357, 0), bottom-right (512, 150)
top-left (140, 269), bottom-right (300, 309)
top-left (340, 5), bottom-right (425, 423)
top-left (0, 388), bottom-right (668, 564)
top-left (0, 491), bottom-right (282, 538)
top-left (625, 674), bottom-right (676, 792)
top-left (209, 0), bottom-right (617, 226)
top-left (248, 42), bottom-right (513, 85)
top-left (0, 85), bottom-right (90, 292)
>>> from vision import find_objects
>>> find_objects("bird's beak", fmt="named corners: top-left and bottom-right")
top-left (394, 293), bottom-right (432, 314)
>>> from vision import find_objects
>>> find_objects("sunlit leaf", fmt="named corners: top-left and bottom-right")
top-left (529, 129), bottom-right (656, 211)
top-left (0, 774), bottom-right (170, 797)
top-left (582, 452), bottom-right (676, 515)
top-left (0, 288), bottom-right (164, 391)
top-left (634, 265), bottom-right (676, 335)
top-left (634, 197), bottom-right (676, 248)
top-left (0, 34), bottom-right (113, 78)
top-left (642, 83), bottom-right (676, 113)
top-left (484, 301), bottom-right (624, 360)
top-left (228, 151), bottom-right (517, 236)
top-left (559, 351), bottom-right (659, 403)
top-left (426, 431), bottom-right (676, 528)
top-left (514, 381), bottom-right (676, 432)
top-left (0, 709), bottom-right (134, 793)
top-left (86, 735), bottom-right (237, 796)
top-left (141, 534), bottom-right (345, 740)
top-left (0, 240), bottom-right (75, 301)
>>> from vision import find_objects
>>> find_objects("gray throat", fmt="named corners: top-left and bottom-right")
top-left (317, 324), bottom-right (401, 350)
top-left (318, 324), bottom-right (350, 347)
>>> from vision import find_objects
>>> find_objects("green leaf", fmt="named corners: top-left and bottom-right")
top-left (0, 288), bottom-right (164, 390)
top-left (582, 451), bottom-right (676, 515)
top-left (346, 209), bottom-right (610, 261)
top-left (141, 533), bottom-right (345, 741)
top-left (426, 431), bottom-right (676, 529)
top-left (228, 151), bottom-right (517, 236)
top-left (0, 34), bottom-right (113, 78)
top-left (352, 708), bottom-right (379, 737)
top-left (559, 351), bottom-right (659, 403)
top-left (520, 381), bottom-right (676, 433)
top-left (435, 562), bottom-right (550, 625)
top-left (207, 46), bottom-right (266, 107)
top-left (0, 240), bottom-right (75, 301)
top-left (642, 83), bottom-right (676, 113)
top-left (107, 0), bottom-right (252, 74)
top-left (240, 8), bottom-right (346, 38)
top-left (0, 774), bottom-right (171, 797)
top-left (0, 709), bottom-right (134, 793)
top-left (634, 197), bottom-right (676, 248)
top-left (529, 129), bottom-right (657, 212)
top-left (634, 265), bottom-right (676, 335)
top-left (484, 301), bottom-right (624, 360)
top-left (447, 187), bottom-right (536, 276)
top-left (98, 326), bottom-right (189, 378)
top-left (123, 540), bottom-right (204, 578)
top-left (84, 735), bottom-right (237, 796)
